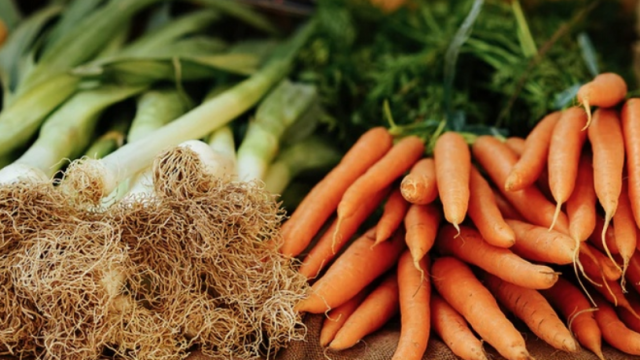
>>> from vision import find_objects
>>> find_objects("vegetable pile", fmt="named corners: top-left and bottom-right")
top-left (283, 71), bottom-right (640, 359)
top-left (1, 0), bottom-right (640, 360)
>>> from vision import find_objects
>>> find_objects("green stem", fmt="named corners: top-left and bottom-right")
top-left (511, 0), bottom-right (537, 58)
top-left (127, 88), bottom-right (192, 143)
top-left (64, 20), bottom-right (317, 201)
top-left (236, 79), bottom-right (317, 181)
top-left (0, 72), bottom-right (81, 157)
top-left (13, 84), bottom-right (145, 178)
top-left (84, 112), bottom-right (132, 159)
top-left (264, 136), bottom-right (341, 195)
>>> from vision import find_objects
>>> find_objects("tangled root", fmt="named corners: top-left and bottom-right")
top-left (59, 158), bottom-right (113, 206)
top-left (13, 221), bottom-right (183, 360)
top-left (0, 144), bottom-right (309, 359)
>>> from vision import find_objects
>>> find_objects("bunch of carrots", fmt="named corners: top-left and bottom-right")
top-left (278, 71), bottom-right (640, 360)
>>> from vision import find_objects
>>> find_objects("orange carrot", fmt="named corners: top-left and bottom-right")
top-left (506, 219), bottom-right (576, 265)
top-left (435, 224), bottom-right (558, 289)
top-left (335, 136), bottom-right (424, 242)
top-left (581, 243), bottom-right (622, 282)
top-left (482, 272), bottom-right (578, 352)
top-left (587, 215), bottom-right (620, 255)
top-left (589, 108), bottom-right (626, 265)
top-left (472, 135), bottom-right (570, 234)
top-left (492, 187), bottom-right (525, 221)
top-left (329, 270), bottom-right (400, 351)
top-left (430, 293), bottom-right (488, 360)
top-left (579, 247), bottom-right (608, 284)
top-left (505, 136), bottom-right (526, 156)
top-left (547, 107), bottom-right (588, 231)
top-left (566, 153), bottom-right (597, 243)
top-left (541, 277), bottom-right (604, 360)
top-left (299, 188), bottom-right (390, 279)
top-left (624, 250), bottom-right (640, 295)
top-left (391, 250), bottom-right (430, 360)
top-left (319, 286), bottom-right (370, 347)
top-left (614, 180), bottom-right (637, 280)
top-left (505, 111), bottom-right (561, 192)
top-left (431, 256), bottom-right (533, 360)
top-left (433, 132), bottom-right (471, 232)
top-left (375, 187), bottom-right (411, 245)
top-left (468, 166), bottom-right (515, 248)
top-left (591, 277), bottom-right (638, 318)
top-left (593, 294), bottom-right (640, 356)
top-left (622, 98), bottom-right (640, 229)
top-left (578, 72), bottom-right (628, 129)
top-left (400, 158), bottom-right (438, 205)
top-left (280, 127), bottom-right (393, 257)
top-left (296, 227), bottom-right (406, 314)
top-left (619, 306), bottom-right (640, 334)
top-left (403, 203), bottom-right (440, 270)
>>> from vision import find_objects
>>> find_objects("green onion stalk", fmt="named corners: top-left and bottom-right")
top-left (235, 79), bottom-right (317, 182)
top-left (83, 111), bottom-right (133, 160)
top-left (121, 88), bottom-right (192, 199)
top-left (0, 0), bottom-right (166, 159)
top-left (263, 136), bottom-right (342, 195)
top-left (60, 20), bottom-right (317, 204)
top-left (0, 84), bottom-right (146, 184)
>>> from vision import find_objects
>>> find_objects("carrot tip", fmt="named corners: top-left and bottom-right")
top-left (452, 223), bottom-right (461, 237)
top-left (548, 201), bottom-right (562, 232)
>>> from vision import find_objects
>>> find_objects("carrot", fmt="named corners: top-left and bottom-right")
top-left (547, 107), bottom-right (588, 232)
top-left (430, 293), bottom-right (488, 360)
top-left (482, 272), bottom-right (578, 352)
top-left (299, 188), bottom-right (390, 279)
top-left (431, 256), bottom-right (533, 360)
top-left (280, 127), bottom-right (393, 257)
top-left (399, 158), bottom-right (438, 205)
top-left (506, 219), bottom-right (577, 265)
top-left (577, 72), bottom-right (628, 129)
top-left (329, 270), bottom-right (400, 351)
top-left (624, 250), bottom-right (640, 295)
top-left (587, 215), bottom-right (620, 255)
top-left (614, 180), bottom-right (637, 281)
top-left (295, 227), bottom-right (406, 314)
top-left (505, 111), bottom-right (561, 192)
top-left (581, 243), bottom-right (622, 282)
top-left (540, 277), bottom-right (604, 360)
top-left (491, 187), bottom-right (525, 221)
top-left (319, 286), bottom-right (370, 347)
top-left (566, 153), bottom-right (597, 243)
top-left (472, 135), bottom-right (569, 233)
top-left (468, 166), bottom-right (515, 248)
top-left (375, 187), bottom-right (411, 245)
top-left (335, 136), bottom-right (424, 244)
top-left (433, 132), bottom-right (471, 232)
top-left (435, 224), bottom-right (558, 289)
top-left (619, 306), bottom-right (640, 334)
top-left (589, 108), bottom-right (626, 265)
top-left (591, 277), bottom-right (639, 318)
top-left (593, 294), bottom-right (640, 356)
top-left (578, 247), bottom-right (608, 284)
top-left (622, 98), bottom-right (640, 229)
top-left (403, 203), bottom-right (440, 271)
top-left (391, 250), bottom-right (430, 360)
top-left (504, 136), bottom-right (526, 156)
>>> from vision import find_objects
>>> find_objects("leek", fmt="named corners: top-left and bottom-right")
top-left (61, 20), bottom-right (317, 202)
top-left (0, 84), bottom-right (146, 184)
top-left (84, 111), bottom-right (132, 159)
top-left (236, 79), bottom-right (317, 181)
top-left (264, 136), bottom-right (341, 195)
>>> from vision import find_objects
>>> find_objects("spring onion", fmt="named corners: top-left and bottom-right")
top-left (61, 20), bottom-right (316, 203)
top-left (264, 136), bottom-right (342, 195)
top-left (0, 84), bottom-right (146, 184)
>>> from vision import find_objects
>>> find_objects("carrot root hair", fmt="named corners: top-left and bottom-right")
top-left (549, 201), bottom-right (562, 232)
top-left (581, 98), bottom-right (592, 131)
top-left (601, 214), bottom-right (622, 273)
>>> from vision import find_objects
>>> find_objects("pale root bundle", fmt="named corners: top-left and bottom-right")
top-left (12, 221), bottom-right (183, 360)
top-left (0, 181), bottom-right (77, 357)
top-left (108, 145), bottom-right (309, 359)
top-left (0, 246), bottom-right (42, 357)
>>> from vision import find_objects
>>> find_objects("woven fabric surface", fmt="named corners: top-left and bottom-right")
top-left (185, 314), bottom-right (637, 360)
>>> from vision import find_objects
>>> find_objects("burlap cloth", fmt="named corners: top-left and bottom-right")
top-left (183, 314), bottom-right (637, 360)
top-left (0, 313), bottom-right (634, 359)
